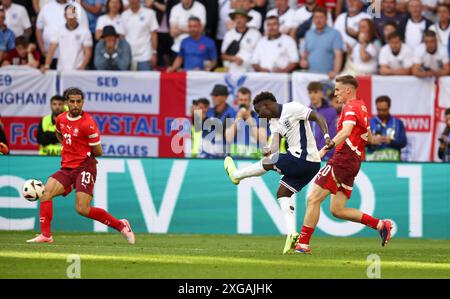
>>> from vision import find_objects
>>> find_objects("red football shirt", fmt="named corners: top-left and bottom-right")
top-left (56, 111), bottom-right (101, 169)
top-left (335, 99), bottom-right (369, 161)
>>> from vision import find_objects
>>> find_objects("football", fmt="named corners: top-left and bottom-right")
top-left (22, 179), bottom-right (45, 202)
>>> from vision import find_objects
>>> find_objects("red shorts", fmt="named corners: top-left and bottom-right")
top-left (314, 149), bottom-right (361, 199)
top-left (51, 157), bottom-right (98, 196)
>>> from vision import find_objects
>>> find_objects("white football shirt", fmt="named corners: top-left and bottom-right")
top-left (221, 27), bottom-right (261, 73)
top-left (50, 24), bottom-right (93, 71)
top-left (413, 43), bottom-right (449, 71)
top-left (251, 34), bottom-right (299, 71)
top-left (334, 12), bottom-right (372, 49)
top-left (96, 14), bottom-right (125, 36)
top-left (270, 102), bottom-right (320, 163)
top-left (4, 3), bottom-right (31, 38)
top-left (36, 1), bottom-right (89, 56)
top-left (429, 23), bottom-right (450, 48)
top-left (169, 1), bottom-right (206, 52)
top-left (378, 43), bottom-right (414, 69)
top-left (350, 42), bottom-right (379, 74)
top-left (404, 19), bottom-right (427, 50)
top-left (266, 7), bottom-right (296, 34)
top-left (122, 7), bottom-right (159, 62)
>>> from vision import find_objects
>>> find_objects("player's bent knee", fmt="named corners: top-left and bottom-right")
top-left (330, 206), bottom-right (344, 219)
top-left (75, 204), bottom-right (90, 217)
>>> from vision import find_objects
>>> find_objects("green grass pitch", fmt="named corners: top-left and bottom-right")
top-left (1, 231), bottom-right (450, 278)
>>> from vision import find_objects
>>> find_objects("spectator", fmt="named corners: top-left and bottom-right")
top-left (95, 0), bottom-right (125, 40)
top-left (191, 98), bottom-right (210, 158)
top-left (429, 3), bottom-right (450, 49)
top-left (307, 81), bottom-right (338, 160)
top-left (238, 0), bottom-right (263, 30)
top-left (252, 15), bottom-right (299, 72)
top-left (122, 0), bottom-right (159, 70)
top-left (266, 0), bottom-right (296, 35)
top-left (80, 0), bottom-right (106, 35)
top-left (334, 0), bottom-right (371, 50)
top-left (94, 25), bottom-right (131, 70)
top-left (169, 0), bottom-right (206, 53)
top-left (36, 95), bottom-right (65, 156)
top-left (300, 6), bottom-right (343, 78)
top-left (398, 0), bottom-right (433, 50)
top-left (167, 16), bottom-right (217, 72)
top-left (2, 36), bottom-right (40, 67)
top-left (222, 9), bottom-right (261, 73)
top-left (438, 108), bottom-right (450, 162)
top-left (366, 95), bottom-right (407, 161)
top-left (412, 30), bottom-right (450, 77)
top-left (36, 0), bottom-right (89, 69)
top-left (0, 8), bottom-right (16, 52)
top-left (225, 86), bottom-right (267, 158)
top-left (2, 0), bottom-right (32, 39)
top-left (345, 18), bottom-right (380, 75)
top-left (380, 20), bottom-right (398, 44)
top-left (379, 31), bottom-right (413, 75)
top-left (43, 5), bottom-right (93, 71)
top-left (373, 0), bottom-right (406, 40)
top-left (202, 84), bottom-right (236, 158)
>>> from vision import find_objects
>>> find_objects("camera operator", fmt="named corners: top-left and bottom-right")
top-left (366, 95), bottom-right (407, 161)
top-left (225, 87), bottom-right (267, 158)
top-left (438, 108), bottom-right (450, 162)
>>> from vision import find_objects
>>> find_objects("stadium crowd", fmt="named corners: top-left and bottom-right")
top-left (0, 0), bottom-right (448, 77)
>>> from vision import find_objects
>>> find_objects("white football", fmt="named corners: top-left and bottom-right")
top-left (22, 179), bottom-right (45, 202)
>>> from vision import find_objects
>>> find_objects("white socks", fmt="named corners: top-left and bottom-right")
top-left (232, 161), bottom-right (267, 180)
top-left (279, 196), bottom-right (297, 235)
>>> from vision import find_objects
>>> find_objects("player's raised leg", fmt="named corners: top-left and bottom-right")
top-left (295, 183), bottom-right (331, 254)
top-left (224, 156), bottom-right (269, 185)
top-left (330, 192), bottom-right (393, 246)
top-left (26, 177), bottom-right (65, 243)
top-left (75, 192), bottom-right (135, 244)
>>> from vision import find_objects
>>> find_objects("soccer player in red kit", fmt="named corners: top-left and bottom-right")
top-left (295, 75), bottom-right (393, 254)
top-left (27, 88), bottom-right (135, 244)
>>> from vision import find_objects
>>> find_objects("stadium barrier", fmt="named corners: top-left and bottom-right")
top-left (1, 156), bottom-right (449, 239)
top-left (0, 67), bottom-right (449, 161)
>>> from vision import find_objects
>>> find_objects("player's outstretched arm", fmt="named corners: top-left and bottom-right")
top-left (320, 122), bottom-right (354, 158)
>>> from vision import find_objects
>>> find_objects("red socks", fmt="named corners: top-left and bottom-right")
top-left (298, 225), bottom-right (315, 245)
top-left (361, 213), bottom-right (380, 230)
top-left (40, 200), bottom-right (53, 238)
top-left (87, 207), bottom-right (125, 232)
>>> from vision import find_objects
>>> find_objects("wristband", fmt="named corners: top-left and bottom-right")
top-left (324, 133), bottom-right (330, 139)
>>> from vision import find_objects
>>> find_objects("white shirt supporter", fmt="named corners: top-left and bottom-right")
top-left (269, 102), bottom-right (320, 163)
top-left (221, 27), bottom-right (261, 73)
top-left (51, 24), bottom-right (93, 71)
top-left (169, 1), bottom-right (206, 52)
top-left (36, 1), bottom-right (89, 57)
top-left (429, 23), bottom-right (450, 48)
top-left (404, 19), bottom-right (428, 50)
top-left (350, 42), bottom-right (379, 74)
top-left (413, 44), bottom-right (449, 71)
top-left (96, 14), bottom-right (125, 35)
top-left (334, 12), bottom-right (372, 49)
top-left (266, 8), bottom-right (296, 34)
top-left (122, 7), bottom-right (159, 62)
top-left (251, 34), bottom-right (299, 71)
top-left (379, 43), bottom-right (414, 69)
top-left (4, 3), bottom-right (31, 37)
